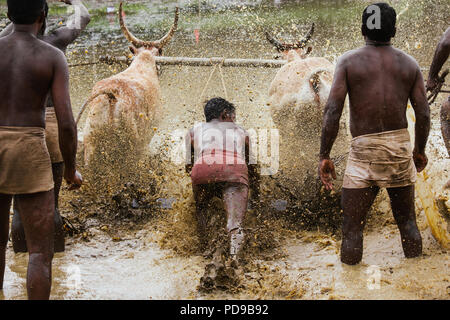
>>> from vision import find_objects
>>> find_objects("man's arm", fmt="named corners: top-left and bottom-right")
top-left (51, 49), bottom-right (82, 188)
top-left (318, 55), bottom-right (348, 190)
top-left (319, 56), bottom-right (348, 159)
top-left (427, 27), bottom-right (450, 91)
top-left (0, 23), bottom-right (14, 38)
top-left (45, 0), bottom-right (91, 50)
top-left (410, 65), bottom-right (431, 172)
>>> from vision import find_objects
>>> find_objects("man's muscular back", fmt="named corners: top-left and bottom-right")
top-left (343, 45), bottom-right (421, 137)
top-left (0, 33), bottom-right (66, 128)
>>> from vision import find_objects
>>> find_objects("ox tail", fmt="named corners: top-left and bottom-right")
top-left (75, 90), bottom-right (118, 126)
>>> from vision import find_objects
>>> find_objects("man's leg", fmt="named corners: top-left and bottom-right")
top-left (223, 183), bottom-right (249, 262)
top-left (11, 201), bottom-right (27, 252)
top-left (441, 98), bottom-right (450, 157)
top-left (387, 185), bottom-right (422, 258)
top-left (52, 162), bottom-right (65, 253)
top-left (0, 194), bottom-right (12, 290)
top-left (15, 190), bottom-right (54, 300)
top-left (193, 184), bottom-right (212, 250)
top-left (341, 187), bottom-right (379, 265)
top-left (11, 163), bottom-right (65, 253)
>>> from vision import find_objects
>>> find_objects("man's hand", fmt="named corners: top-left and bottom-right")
top-left (64, 169), bottom-right (83, 190)
top-left (426, 77), bottom-right (439, 92)
top-left (413, 150), bottom-right (428, 173)
top-left (319, 158), bottom-right (337, 191)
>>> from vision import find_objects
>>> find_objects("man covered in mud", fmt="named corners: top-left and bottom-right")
top-left (0, 0), bottom-right (90, 253)
top-left (427, 27), bottom-right (450, 187)
top-left (185, 98), bottom-right (260, 267)
top-left (0, 0), bottom-right (82, 299)
top-left (318, 3), bottom-right (430, 265)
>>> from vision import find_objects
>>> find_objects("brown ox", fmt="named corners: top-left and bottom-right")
top-left (82, 3), bottom-right (178, 165)
top-left (265, 24), bottom-right (349, 220)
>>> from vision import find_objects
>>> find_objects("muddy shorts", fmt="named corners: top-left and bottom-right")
top-left (191, 150), bottom-right (249, 186)
top-left (45, 107), bottom-right (64, 163)
top-left (0, 126), bottom-right (54, 195)
top-left (343, 129), bottom-right (417, 189)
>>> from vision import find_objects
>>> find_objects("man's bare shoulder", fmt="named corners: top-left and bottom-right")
top-left (38, 38), bottom-right (66, 57)
top-left (392, 47), bottom-right (420, 70)
top-left (445, 26), bottom-right (450, 38)
top-left (36, 38), bottom-right (68, 67)
top-left (336, 48), bottom-right (361, 66)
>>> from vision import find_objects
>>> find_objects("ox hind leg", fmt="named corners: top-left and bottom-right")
top-left (82, 94), bottom-right (115, 166)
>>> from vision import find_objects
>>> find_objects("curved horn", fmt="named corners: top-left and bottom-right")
top-left (119, 3), bottom-right (179, 49)
top-left (298, 23), bottom-right (315, 48)
top-left (119, 2), bottom-right (147, 48)
top-left (265, 31), bottom-right (286, 52)
top-left (151, 7), bottom-right (179, 48)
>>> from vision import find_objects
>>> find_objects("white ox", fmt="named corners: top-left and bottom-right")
top-left (266, 24), bottom-right (335, 126)
top-left (82, 3), bottom-right (178, 165)
top-left (265, 24), bottom-right (349, 203)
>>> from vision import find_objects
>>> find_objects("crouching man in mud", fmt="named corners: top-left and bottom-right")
top-left (185, 98), bottom-right (260, 289)
top-left (318, 3), bottom-right (430, 265)
top-left (0, 0), bottom-right (82, 299)
top-left (0, 0), bottom-right (91, 253)
top-left (427, 27), bottom-right (450, 188)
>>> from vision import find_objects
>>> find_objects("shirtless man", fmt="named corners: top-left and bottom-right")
top-left (318, 3), bottom-right (430, 265)
top-left (0, 0), bottom-right (90, 253)
top-left (0, 0), bottom-right (82, 299)
top-left (427, 27), bottom-right (450, 187)
top-left (185, 98), bottom-right (260, 264)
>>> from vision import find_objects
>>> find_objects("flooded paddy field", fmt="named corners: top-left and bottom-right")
top-left (0, 0), bottom-right (449, 299)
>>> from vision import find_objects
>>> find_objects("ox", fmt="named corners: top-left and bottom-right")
top-left (82, 3), bottom-right (178, 165)
top-left (265, 24), bottom-right (350, 223)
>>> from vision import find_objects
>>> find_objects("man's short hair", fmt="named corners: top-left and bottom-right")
top-left (204, 97), bottom-right (236, 122)
top-left (362, 3), bottom-right (396, 42)
top-left (8, 0), bottom-right (47, 25)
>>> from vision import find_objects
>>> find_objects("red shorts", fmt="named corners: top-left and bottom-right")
top-left (191, 150), bottom-right (249, 186)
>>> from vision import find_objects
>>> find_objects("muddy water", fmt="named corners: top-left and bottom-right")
top-left (1, 0), bottom-right (450, 299)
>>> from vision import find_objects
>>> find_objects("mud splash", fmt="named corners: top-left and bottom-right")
top-left (1, 0), bottom-right (449, 300)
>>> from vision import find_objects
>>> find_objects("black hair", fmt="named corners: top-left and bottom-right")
top-left (7, 0), bottom-right (47, 25)
top-left (362, 3), bottom-right (396, 42)
top-left (204, 98), bottom-right (236, 122)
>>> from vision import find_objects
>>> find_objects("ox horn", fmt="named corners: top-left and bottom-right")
top-left (119, 2), bottom-right (179, 49)
top-left (265, 31), bottom-right (286, 52)
top-left (297, 23), bottom-right (315, 48)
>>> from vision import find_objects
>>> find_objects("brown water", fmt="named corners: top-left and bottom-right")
top-left (1, 0), bottom-right (449, 299)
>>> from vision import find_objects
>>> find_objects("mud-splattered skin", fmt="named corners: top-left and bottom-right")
top-left (427, 27), bottom-right (450, 161)
top-left (442, 100), bottom-right (450, 158)
top-left (0, 0), bottom-right (91, 255)
top-left (185, 107), bottom-right (261, 290)
top-left (319, 27), bottom-right (431, 264)
top-left (0, 11), bottom-right (81, 298)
